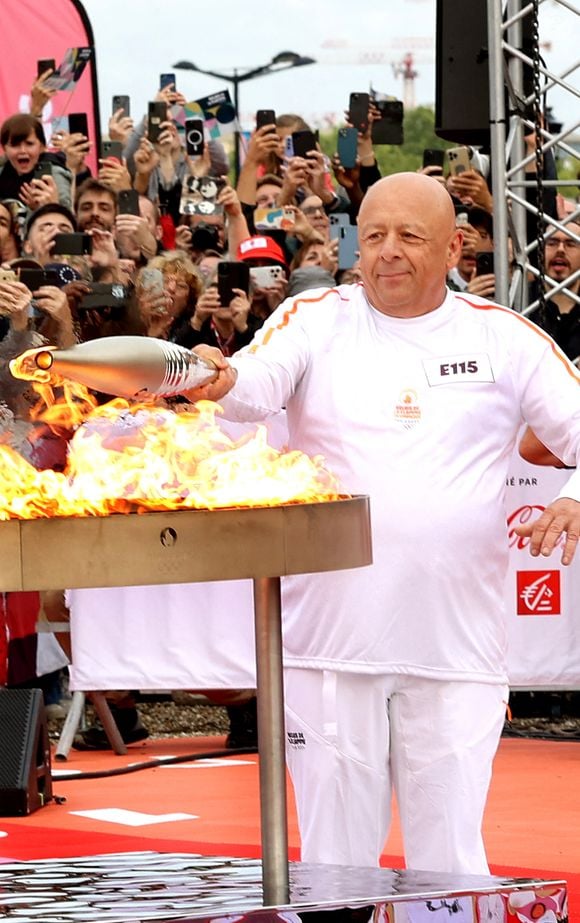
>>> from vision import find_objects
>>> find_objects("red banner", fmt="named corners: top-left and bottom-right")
top-left (0, 0), bottom-right (100, 174)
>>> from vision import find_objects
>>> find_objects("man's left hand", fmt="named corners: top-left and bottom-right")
top-left (515, 497), bottom-right (580, 565)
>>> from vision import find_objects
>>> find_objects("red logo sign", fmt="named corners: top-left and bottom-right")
top-left (516, 571), bottom-right (561, 616)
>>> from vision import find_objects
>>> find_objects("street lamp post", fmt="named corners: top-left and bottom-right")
top-left (173, 52), bottom-right (316, 182)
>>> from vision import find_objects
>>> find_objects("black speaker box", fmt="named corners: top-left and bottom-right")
top-left (0, 688), bottom-right (53, 816)
top-left (435, 0), bottom-right (535, 146)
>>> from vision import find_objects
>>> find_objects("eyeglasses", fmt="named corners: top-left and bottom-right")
top-left (544, 237), bottom-right (579, 251)
top-left (302, 205), bottom-right (326, 217)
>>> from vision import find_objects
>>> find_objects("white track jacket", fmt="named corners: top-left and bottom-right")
top-left (221, 285), bottom-right (580, 683)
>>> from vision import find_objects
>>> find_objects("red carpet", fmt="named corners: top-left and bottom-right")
top-left (0, 735), bottom-right (577, 913)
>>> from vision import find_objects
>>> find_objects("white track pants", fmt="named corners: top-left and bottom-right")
top-left (284, 669), bottom-right (508, 874)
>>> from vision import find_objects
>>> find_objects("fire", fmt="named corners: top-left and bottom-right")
top-left (0, 366), bottom-right (343, 519)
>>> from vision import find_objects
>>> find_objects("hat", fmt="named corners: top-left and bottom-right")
top-left (236, 235), bottom-right (287, 267)
top-left (467, 206), bottom-right (493, 238)
top-left (286, 267), bottom-right (336, 298)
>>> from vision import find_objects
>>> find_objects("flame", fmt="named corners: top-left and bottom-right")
top-left (0, 366), bottom-right (344, 519)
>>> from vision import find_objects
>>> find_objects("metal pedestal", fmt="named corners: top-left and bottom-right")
top-left (0, 496), bottom-right (373, 905)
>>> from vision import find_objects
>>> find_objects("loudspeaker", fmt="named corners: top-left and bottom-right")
top-left (0, 688), bottom-right (53, 816)
top-left (435, 0), bottom-right (536, 146)
top-left (435, 0), bottom-right (491, 146)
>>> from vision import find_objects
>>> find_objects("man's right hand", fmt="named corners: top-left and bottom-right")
top-left (184, 345), bottom-right (237, 403)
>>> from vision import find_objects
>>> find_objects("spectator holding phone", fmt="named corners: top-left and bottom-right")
top-left (135, 250), bottom-right (202, 341)
top-left (73, 178), bottom-right (151, 283)
top-left (299, 195), bottom-right (331, 241)
top-left (177, 268), bottom-right (258, 355)
top-left (20, 202), bottom-right (78, 267)
top-left (235, 235), bottom-right (289, 321)
top-left (0, 114), bottom-right (73, 210)
top-left (447, 206), bottom-right (494, 295)
top-left (115, 195), bottom-right (160, 265)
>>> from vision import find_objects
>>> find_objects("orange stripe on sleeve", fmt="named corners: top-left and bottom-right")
top-left (455, 294), bottom-right (580, 383)
top-left (248, 288), bottom-right (340, 355)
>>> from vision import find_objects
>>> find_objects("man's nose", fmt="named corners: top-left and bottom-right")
top-left (378, 233), bottom-right (402, 260)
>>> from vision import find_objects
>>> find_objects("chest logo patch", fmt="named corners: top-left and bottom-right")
top-left (394, 388), bottom-right (422, 428)
top-left (422, 353), bottom-right (495, 386)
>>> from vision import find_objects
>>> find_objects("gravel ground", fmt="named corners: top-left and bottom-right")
top-left (136, 700), bottom-right (231, 738)
top-left (47, 697), bottom-right (231, 743)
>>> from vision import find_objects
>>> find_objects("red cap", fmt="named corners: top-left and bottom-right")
top-left (236, 235), bottom-right (287, 266)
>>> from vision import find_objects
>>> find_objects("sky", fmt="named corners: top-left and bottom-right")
top-left (81, 0), bottom-right (578, 137)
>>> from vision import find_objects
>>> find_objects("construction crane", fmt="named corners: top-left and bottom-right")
top-left (392, 53), bottom-right (419, 110)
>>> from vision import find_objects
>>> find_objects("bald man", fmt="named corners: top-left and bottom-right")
top-left (187, 173), bottom-right (580, 875)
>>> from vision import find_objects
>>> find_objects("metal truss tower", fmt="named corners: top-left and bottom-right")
top-left (487, 0), bottom-right (579, 315)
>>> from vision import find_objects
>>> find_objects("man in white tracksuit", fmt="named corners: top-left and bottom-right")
top-left (187, 173), bottom-right (580, 875)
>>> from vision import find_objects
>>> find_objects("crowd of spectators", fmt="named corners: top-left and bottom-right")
top-left (0, 62), bottom-right (578, 747)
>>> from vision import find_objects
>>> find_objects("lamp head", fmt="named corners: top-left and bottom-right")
top-left (172, 60), bottom-right (198, 71)
top-left (269, 52), bottom-right (316, 69)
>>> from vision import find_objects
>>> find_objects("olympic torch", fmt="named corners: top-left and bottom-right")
top-left (10, 336), bottom-right (218, 399)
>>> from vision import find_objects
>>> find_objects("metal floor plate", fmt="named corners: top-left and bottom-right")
top-left (0, 852), bottom-right (567, 922)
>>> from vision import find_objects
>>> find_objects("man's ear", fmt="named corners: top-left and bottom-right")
top-left (22, 239), bottom-right (33, 256)
top-left (446, 229), bottom-right (463, 271)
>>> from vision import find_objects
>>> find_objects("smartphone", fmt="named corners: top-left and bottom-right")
top-left (101, 140), bottom-right (124, 162)
top-left (256, 109), bottom-right (276, 130)
top-left (33, 161), bottom-right (53, 179)
top-left (446, 146), bottom-right (472, 176)
top-left (37, 58), bottom-right (56, 79)
top-left (371, 102), bottom-right (404, 145)
top-left (185, 118), bottom-right (205, 157)
top-left (112, 94), bottom-right (130, 117)
top-left (0, 268), bottom-right (17, 284)
top-left (159, 73), bottom-right (176, 91)
top-left (283, 134), bottom-right (294, 160)
top-left (68, 112), bottom-right (89, 137)
top-left (329, 213), bottom-right (350, 227)
top-left (348, 92), bottom-right (370, 132)
top-left (18, 268), bottom-right (59, 290)
top-left (118, 188), bottom-right (140, 216)
top-left (337, 127), bottom-right (358, 169)
top-left (217, 261), bottom-right (250, 306)
top-left (423, 149), bottom-right (446, 171)
top-left (475, 251), bottom-right (495, 276)
top-left (331, 225), bottom-right (359, 270)
top-left (140, 268), bottom-right (165, 297)
top-left (249, 265), bottom-right (285, 290)
top-left (148, 101), bottom-right (167, 143)
top-left (291, 130), bottom-right (317, 159)
top-left (253, 207), bottom-right (295, 231)
top-left (52, 233), bottom-right (93, 256)
top-left (78, 283), bottom-right (128, 310)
